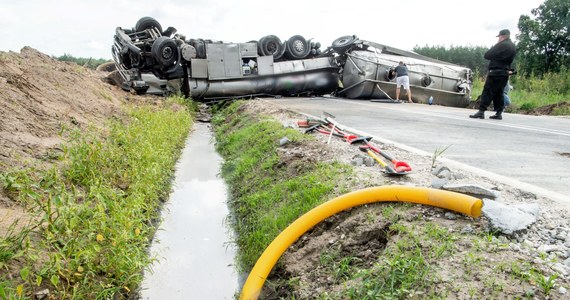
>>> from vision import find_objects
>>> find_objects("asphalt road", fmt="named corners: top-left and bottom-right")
top-left (268, 97), bottom-right (570, 205)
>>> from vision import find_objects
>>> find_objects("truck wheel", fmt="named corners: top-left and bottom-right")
top-left (135, 17), bottom-right (163, 33)
top-left (259, 35), bottom-right (284, 59)
top-left (332, 35), bottom-right (356, 53)
top-left (152, 37), bottom-right (178, 69)
top-left (285, 35), bottom-right (310, 59)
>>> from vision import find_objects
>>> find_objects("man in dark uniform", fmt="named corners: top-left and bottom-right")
top-left (470, 29), bottom-right (516, 120)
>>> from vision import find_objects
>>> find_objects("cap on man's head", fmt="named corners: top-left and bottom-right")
top-left (497, 29), bottom-right (510, 37)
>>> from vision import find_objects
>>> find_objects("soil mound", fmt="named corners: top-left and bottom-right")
top-left (0, 47), bottom-right (144, 227)
top-left (0, 47), bottom-right (127, 171)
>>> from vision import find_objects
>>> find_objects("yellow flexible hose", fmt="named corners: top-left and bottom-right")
top-left (239, 185), bottom-right (483, 299)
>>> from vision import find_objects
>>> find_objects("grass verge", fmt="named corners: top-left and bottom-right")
top-left (212, 100), bottom-right (566, 299)
top-left (212, 101), bottom-right (353, 271)
top-left (0, 95), bottom-right (193, 299)
top-left (471, 72), bottom-right (570, 115)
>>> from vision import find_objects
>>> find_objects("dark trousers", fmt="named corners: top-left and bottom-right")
top-left (479, 75), bottom-right (509, 112)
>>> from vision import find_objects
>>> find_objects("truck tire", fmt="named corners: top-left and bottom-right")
top-left (332, 35), bottom-right (356, 53)
top-left (258, 35), bottom-right (284, 60)
top-left (285, 35), bottom-right (310, 60)
top-left (152, 37), bottom-right (178, 70)
top-left (135, 17), bottom-right (163, 33)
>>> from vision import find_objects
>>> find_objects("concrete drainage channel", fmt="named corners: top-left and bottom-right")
top-left (139, 122), bottom-right (240, 299)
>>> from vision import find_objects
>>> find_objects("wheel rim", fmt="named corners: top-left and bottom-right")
top-left (267, 42), bottom-right (278, 54)
top-left (162, 47), bottom-right (173, 60)
top-left (293, 40), bottom-right (305, 53)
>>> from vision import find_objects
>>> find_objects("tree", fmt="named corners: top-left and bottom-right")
top-left (516, 0), bottom-right (569, 76)
top-left (413, 45), bottom-right (489, 77)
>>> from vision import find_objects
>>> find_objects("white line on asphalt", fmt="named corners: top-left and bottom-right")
top-left (295, 108), bottom-right (570, 208)
top-left (326, 98), bottom-right (570, 137)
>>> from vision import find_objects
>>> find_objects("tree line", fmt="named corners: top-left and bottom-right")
top-left (54, 53), bottom-right (110, 70)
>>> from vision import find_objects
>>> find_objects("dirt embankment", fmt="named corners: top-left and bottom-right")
top-left (0, 47), bottom-right (140, 232)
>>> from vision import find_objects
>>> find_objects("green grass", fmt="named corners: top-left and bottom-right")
top-left (213, 100), bottom-right (353, 270)
top-left (213, 99), bottom-right (567, 298)
top-left (533, 270), bottom-right (558, 295)
top-left (0, 95), bottom-right (193, 299)
top-left (471, 71), bottom-right (570, 115)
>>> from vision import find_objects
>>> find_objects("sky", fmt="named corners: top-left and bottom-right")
top-left (0, 0), bottom-right (545, 60)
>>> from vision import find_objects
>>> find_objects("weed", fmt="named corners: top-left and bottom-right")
top-left (381, 204), bottom-right (395, 219)
top-left (334, 256), bottom-right (359, 280)
top-left (0, 221), bottom-right (32, 268)
top-left (424, 222), bottom-right (449, 240)
top-left (538, 251), bottom-right (549, 260)
top-left (495, 261), bottom-right (508, 273)
top-left (463, 252), bottom-right (483, 275)
top-left (344, 248), bottom-right (430, 298)
top-left (431, 145), bottom-right (451, 168)
top-left (320, 248), bottom-right (339, 267)
top-left (468, 285), bottom-right (477, 297)
top-left (483, 276), bottom-right (505, 292)
top-left (510, 261), bottom-right (532, 282)
top-left (532, 270), bottom-right (558, 295)
top-left (0, 170), bottom-right (29, 194)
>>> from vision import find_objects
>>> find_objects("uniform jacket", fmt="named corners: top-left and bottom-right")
top-left (485, 38), bottom-right (516, 76)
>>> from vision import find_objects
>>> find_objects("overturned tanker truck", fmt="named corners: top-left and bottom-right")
top-left (112, 17), bottom-right (473, 107)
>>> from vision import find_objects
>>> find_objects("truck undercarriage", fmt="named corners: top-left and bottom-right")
top-left (112, 17), bottom-right (473, 107)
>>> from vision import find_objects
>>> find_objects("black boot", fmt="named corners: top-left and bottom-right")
top-left (469, 110), bottom-right (485, 119)
top-left (489, 111), bottom-right (502, 120)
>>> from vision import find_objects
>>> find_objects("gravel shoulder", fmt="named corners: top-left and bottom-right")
top-left (239, 99), bottom-right (570, 298)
